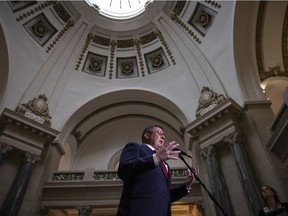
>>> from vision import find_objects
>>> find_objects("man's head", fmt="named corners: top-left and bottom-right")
top-left (142, 125), bottom-right (165, 151)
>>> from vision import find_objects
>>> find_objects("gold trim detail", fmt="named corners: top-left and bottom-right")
top-left (171, 13), bottom-right (201, 44)
top-left (75, 33), bottom-right (94, 70)
top-left (46, 20), bottom-right (74, 53)
top-left (134, 39), bottom-right (145, 77)
top-left (204, 0), bottom-right (221, 9)
top-left (109, 40), bottom-right (117, 79)
top-left (155, 30), bottom-right (176, 65)
top-left (16, 1), bottom-right (58, 22)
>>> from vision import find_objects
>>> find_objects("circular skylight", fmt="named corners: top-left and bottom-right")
top-left (86, 0), bottom-right (153, 20)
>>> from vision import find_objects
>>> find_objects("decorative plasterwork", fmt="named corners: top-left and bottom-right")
top-left (51, 168), bottom-right (189, 181)
top-left (195, 86), bottom-right (226, 117)
top-left (173, 1), bottom-right (187, 16)
top-left (116, 57), bottom-right (139, 78)
top-left (134, 39), bottom-right (145, 77)
top-left (23, 12), bottom-right (57, 46)
top-left (16, 94), bottom-right (52, 127)
top-left (186, 98), bottom-right (243, 149)
top-left (109, 40), bottom-right (117, 79)
top-left (53, 2), bottom-right (72, 23)
top-left (75, 33), bottom-right (94, 70)
top-left (155, 30), bottom-right (176, 65)
top-left (256, 2), bottom-right (288, 82)
top-left (92, 35), bottom-right (111, 46)
top-left (7, 1), bottom-right (37, 13)
top-left (139, 31), bottom-right (157, 45)
top-left (46, 20), bottom-right (74, 53)
top-left (78, 30), bottom-right (174, 78)
top-left (188, 2), bottom-right (217, 37)
top-left (145, 47), bottom-right (170, 74)
top-left (117, 39), bottom-right (134, 48)
top-left (82, 52), bottom-right (107, 77)
top-left (16, 1), bottom-right (57, 22)
top-left (171, 13), bottom-right (201, 44)
top-left (0, 108), bottom-right (59, 156)
top-left (204, 0), bottom-right (221, 9)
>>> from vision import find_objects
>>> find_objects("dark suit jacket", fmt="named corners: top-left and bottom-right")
top-left (116, 142), bottom-right (189, 216)
top-left (258, 202), bottom-right (288, 216)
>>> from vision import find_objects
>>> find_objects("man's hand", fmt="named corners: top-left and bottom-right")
top-left (155, 141), bottom-right (180, 162)
top-left (185, 165), bottom-right (200, 188)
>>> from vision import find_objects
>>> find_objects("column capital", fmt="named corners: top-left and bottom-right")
top-left (200, 145), bottom-right (216, 159)
top-left (223, 131), bottom-right (245, 145)
top-left (24, 152), bottom-right (41, 164)
top-left (0, 142), bottom-right (13, 154)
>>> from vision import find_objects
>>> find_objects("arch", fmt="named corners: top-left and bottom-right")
top-left (58, 89), bottom-right (189, 170)
top-left (0, 23), bottom-right (9, 106)
top-left (233, 1), bottom-right (265, 101)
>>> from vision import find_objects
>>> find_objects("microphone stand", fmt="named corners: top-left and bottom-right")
top-left (179, 154), bottom-right (228, 216)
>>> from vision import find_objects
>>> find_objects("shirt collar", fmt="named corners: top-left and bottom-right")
top-left (144, 143), bottom-right (155, 152)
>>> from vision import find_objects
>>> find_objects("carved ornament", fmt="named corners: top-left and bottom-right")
top-left (16, 94), bottom-right (52, 127)
top-left (196, 86), bottom-right (226, 117)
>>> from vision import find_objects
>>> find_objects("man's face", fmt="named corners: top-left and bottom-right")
top-left (146, 127), bottom-right (165, 151)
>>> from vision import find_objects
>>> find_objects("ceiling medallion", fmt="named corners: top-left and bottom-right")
top-left (85, 0), bottom-right (153, 20)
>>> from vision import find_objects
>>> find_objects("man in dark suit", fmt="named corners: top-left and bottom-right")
top-left (116, 125), bottom-right (198, 216)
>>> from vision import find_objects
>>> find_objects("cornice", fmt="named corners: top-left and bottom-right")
top-left (185, 98), bottom-right (243, 136)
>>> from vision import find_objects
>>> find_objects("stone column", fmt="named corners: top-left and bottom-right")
top-left (223, 131), bottom-right (262, 216)
top-left (201, 145), bottom-right (234, 216)
top-left (0, 152), bottom-right (40, 216)
top-left (78, 206), bottom-right (92, 216)
top-left (0, 142), bottom-right (13, 163)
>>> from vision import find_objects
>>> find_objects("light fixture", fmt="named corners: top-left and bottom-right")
top-left (86, 0), bottom-right (153, 20)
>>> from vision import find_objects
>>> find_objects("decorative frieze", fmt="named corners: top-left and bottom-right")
top-left (173, 1), bottom-right (187, 16)
top-left (53, 2), bottom-right (71, 23)
top-left (51, 168), bottom-right (189, 182)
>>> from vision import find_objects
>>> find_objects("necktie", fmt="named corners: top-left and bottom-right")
top-left (161, 162), bottom-right (168, 179)
top-left (153, 150), bottom-right (168, 179)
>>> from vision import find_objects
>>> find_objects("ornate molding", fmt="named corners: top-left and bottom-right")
top-left (0, 108), bottom-right (59, 156)
top-left (256, 2), bottom-right (288, 82)
top-left (109, 40), bottom-right (116, 79)
top-left (155, 30), bottom-right (176, 65)
top-left (16, 94), bottom-right (52, 127)
top-left (0, 142), bottom-right (13, 154)
top-left (51, 168), bottom-right (189, 182)
top-left (46, 20), bottom-right (74, 53)
top-left (75, 33), bottom-right (94, 70)
top-left (24, 151), bottom-right (41, 164)
top-left (186, 98), bottom-right (243, 148)
top-left (16, 1), bottom-right (57, 22)
top-left (200, 145), bottom-right (216, 159)
top-left (196, 86), bottom-right (226, 117)
top-left (171, 13), bottom-right (201, 44)
top-left (134, 39), bottom-right (145, 77)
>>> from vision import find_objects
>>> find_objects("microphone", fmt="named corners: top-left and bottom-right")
top-left (173, 148), bottom-right (192, 159)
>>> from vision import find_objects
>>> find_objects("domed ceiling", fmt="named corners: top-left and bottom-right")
top-left (7, 0), bottom-right (220, 80)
